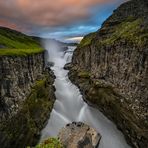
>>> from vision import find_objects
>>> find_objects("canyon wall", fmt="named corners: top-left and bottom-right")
top-left (0, 52), bottom-right (56, 148)
top-left (0, 25), bottom-right (57, 148)
top-left (69, 0), bottom-right (148, 147)
top-left (0, 53), bottom-right (44, 119)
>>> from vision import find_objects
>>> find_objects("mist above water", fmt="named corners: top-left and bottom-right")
top-left (40, 40), bottom-right (131, 148)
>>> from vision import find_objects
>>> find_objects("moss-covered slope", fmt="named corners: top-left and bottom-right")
top-left (0, 27), bottom-right (43, 56)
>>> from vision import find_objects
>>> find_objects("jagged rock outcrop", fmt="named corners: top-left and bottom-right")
top-left (58, 122), bottom-right (101, 148)
top-left (69, 0), bottom-right (148, 147)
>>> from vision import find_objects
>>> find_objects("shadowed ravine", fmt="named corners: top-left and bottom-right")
top-left (40, 42), bottom-right (131, 148)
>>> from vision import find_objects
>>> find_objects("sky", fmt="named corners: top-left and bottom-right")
top-left (0, 0), bottom-right (127, 42)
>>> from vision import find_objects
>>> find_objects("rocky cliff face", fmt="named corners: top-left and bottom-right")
top-left (69, 0), bottom-right (148, 147)
top-left (0, 52), bottom-right (56, 148)
top-left (0, 28), bottom-right (56, 147)
top-left (0, 53), bottom-right (44, 119)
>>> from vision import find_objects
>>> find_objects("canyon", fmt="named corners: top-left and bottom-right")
top-left (0, 0), bottom-right (147, 147)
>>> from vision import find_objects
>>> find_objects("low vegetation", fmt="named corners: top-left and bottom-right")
top-left (0, 75), bottom-right (55, 147)
top-left (78, 71), bottom-right (90, 78)
top-left (100, 18), bottom-right (148, 46)
top-left (0, 27), bottom-right (43, 56)
top-left (78, 18), bottom-right (148, 49)
top-left (32, 138), bottom-right (63, 148)
top-left (78, 32), bottom-right (96, 48)
top-left (0, 48), bottom-right (44, 56)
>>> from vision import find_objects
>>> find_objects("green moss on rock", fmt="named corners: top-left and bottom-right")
top-left (32, 138), bottom-right (63, 148)
top-left (78, 71), bottom-right (90, 78)
top-left (83, 79), bottom-right (148, 148)
top-left (100, 18), bottom-right (148, 46)
top-left (79, 32), bottom-right (96, 48)
top-left (0, 73), bottom-right (55, 148)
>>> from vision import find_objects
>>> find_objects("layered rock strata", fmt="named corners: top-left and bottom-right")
top-left (0, 52), bottom-right (56, 148)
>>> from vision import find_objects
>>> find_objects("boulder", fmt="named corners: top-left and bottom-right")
top-left (46, 61), bottom-right (55, 67)
top-left (58, 122), bottom-right (101, 148)
top-left (64, 63), bottom-right (72, 70)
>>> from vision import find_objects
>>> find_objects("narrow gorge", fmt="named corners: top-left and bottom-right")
top-left (39, 43), bottom-right (130, 148)
top-left (0, 0), bottom-right (147, 148)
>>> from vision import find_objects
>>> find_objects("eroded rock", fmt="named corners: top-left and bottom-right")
top-left (64, 63), bottom-right (72, 70)
top-left (58, 122), bottom-right (101, 148)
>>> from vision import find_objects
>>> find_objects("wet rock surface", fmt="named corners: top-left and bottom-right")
top-left (58, 122), bottom-right (101, 148)
top-left (64, 63), bottom-right (72, 70)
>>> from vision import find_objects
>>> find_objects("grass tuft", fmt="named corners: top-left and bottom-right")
top-left (32, 138), bottom-right (63, 148)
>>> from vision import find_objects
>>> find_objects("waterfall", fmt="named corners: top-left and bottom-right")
top-left (40, 41), bottom-right (131, 148)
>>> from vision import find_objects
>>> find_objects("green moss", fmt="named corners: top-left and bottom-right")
top-left (0, 74), bottom-right (55, 147)
top-left (32, 138), bottom-right (63, 148)
top-left (0, 48), bottom-right (44, 56)
top-left (100, 19), bottom-right (148, 46)
top-left (88, 85), bottom-right (116, 105)
top-left (78, 71), bottom-right (90, 78)
top-left (0, 27), bottom-right (43, 56)
top-left (79, 32), bottom-right (96, 48)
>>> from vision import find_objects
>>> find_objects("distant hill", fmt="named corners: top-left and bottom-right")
top-left (0, 27), bottom-right (42, 49)
top-left (0, 27), bottom-right (43, 56)
top-left (0, 26), bottom-right (77, 56)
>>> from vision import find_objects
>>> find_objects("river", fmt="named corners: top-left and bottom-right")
top-left (40, 42), bottom-right (130, 148)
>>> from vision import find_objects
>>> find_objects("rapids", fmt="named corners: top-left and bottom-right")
top-left (40, 41), bottom-right (130, 148)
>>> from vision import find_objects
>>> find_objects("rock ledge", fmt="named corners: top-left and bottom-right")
top-left (58, 122), bottom-right (101, 148)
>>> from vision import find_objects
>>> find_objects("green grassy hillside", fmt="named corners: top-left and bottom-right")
top-left (0, 27), bottom-right (44, 56)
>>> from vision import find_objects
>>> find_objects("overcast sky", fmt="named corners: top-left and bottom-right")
top-left (0, 0), bottom-right (126, 42)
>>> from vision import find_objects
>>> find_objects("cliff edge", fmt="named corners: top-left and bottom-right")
top-left (0, 27), bottom-right (56, 147)
top-left (69, 0), bottom-right (148, 147)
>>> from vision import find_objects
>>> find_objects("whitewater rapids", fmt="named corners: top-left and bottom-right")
top-left (40, 41), bottom-right (130, 148)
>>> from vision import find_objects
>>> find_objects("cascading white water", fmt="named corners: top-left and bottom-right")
top-left (40, 41), bottom-right (131, 148)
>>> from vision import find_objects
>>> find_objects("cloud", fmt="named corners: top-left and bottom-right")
top-left (65, 36), bottom-right (83, 43)
top-left (0, 0), bottom-right (116, 33)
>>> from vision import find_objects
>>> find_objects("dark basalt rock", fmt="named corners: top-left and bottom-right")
top-left (0, 52), bottom-right (56, 148)
top-left (46, 61), bottom-right (55, 67)
top-left (64, 63), bottom-right (72, 70)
